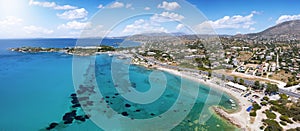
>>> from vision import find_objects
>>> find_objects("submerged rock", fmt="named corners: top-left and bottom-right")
top-left (46, 122), bottom-right (59, 130)
top-left (74, 116), bottom-right (86, 122)
top-left (78, 97), bottom-right (89, 101)
top-left (62, 110), bottom-right (76, 124)
top-left (121, 112), bottom-right (129, 116)
top-left (125, 104), bottom-right (131, 108)
top-left (84, 115), bottom-right (90, 119)
top-left (71, 98), bottom-right (79, 104)
top-left (70, 93), bottom-right (77, 97)
top-left (131, 83), bottom-right (137, 88)
top-left (72, 103), bottom-right (81, 108)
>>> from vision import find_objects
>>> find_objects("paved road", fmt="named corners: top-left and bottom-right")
top-left (134, 53), bottom-right (300, 98)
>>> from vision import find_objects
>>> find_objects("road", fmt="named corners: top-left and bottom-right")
top-left (134, 53), bottom-right (300, 98)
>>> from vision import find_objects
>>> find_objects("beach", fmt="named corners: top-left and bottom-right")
top-left (155, 66), bottom-right (253, 130)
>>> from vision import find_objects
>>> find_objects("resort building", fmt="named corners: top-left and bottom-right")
top-left (226, 82), bottom-right (247, 91)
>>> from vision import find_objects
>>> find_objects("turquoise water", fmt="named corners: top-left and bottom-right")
top-left (0, 39), bottom-right (238, 130)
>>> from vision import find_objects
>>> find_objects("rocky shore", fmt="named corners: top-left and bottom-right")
top-left (211, 106), bottom-right (244, 129)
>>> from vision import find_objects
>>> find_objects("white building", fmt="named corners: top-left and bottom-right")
top-left (226, 82), bottom-right (247, 91)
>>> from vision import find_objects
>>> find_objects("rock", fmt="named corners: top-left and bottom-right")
top-left (125, 104), bottom-right (131, 108)
top-left (87, 101), bottom-right (94, 106)
top-left (78, 97), bottom-right (89, 101)
top-left (71, 98), bottom-right (79, 104)
top-left (131, 83), bottom-right (136, 88)
top-left (70, 93), bottom-right (77, 97)
top-left (46, 122), bottom-right (59, 130)
top-left (84, 114), bottom-right (90, 119)
top-left (72, 104), bottom-right (81, 108)
top-left (62, 110), bottom-right (76, 123)
top-left (74, 116), bottom-right (86, 122)
top-left (64, 120), bottom-right (73, 124)
top-left (121, 112), bottom-right (129, 116)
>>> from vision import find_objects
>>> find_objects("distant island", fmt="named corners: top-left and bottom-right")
top-left (10, 45), bottom-right (115, 56)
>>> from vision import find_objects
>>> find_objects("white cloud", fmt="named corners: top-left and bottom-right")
top-left (29, 0), bottom-right (77, 10)
top-left (58, 21), bottom-right (92, 30)
top-left (150, 12), bottom-right (184, 22)
top-left (24, 25), bottom-right (53, 35)
top-left (122, 19), bottom-right (168, 35)
top-left (249, 27), bottom-right (256, 31)
top-left (144, 7), bottom-right (151, 10)
top-left (54, 5), bottom-right (77, 10)
top-left (176, 24), bottom-right (184, 30)
top-left (57, 8), bottom-right (88, 20)
top-left (126, 4), bottom-right (132, 8)
top-left (97, 4), bottom-right (104, 9)
top-left (108, 2), bottom-right (124, 8)
top-left (80, 25), bottom-right (107, 38)
top-left (157, 1), bottom-right (180, 11)
top-left (276, 14), bottom-right (300, 24)
top-left (251, 11), bottom-right (262, 15)
top-left (197, 13), bottom-right (255, 30)
top-left (0, 16), bottom-right (23, 26)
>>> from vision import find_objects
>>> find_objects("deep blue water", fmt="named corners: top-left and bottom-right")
top-left (0, 39), bottom-right (237, 131)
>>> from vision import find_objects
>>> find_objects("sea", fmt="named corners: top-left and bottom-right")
top-left (0, 39), bottom-right (239, 131)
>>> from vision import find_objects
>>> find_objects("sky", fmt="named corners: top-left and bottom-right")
top-left (0, 0), bottom-right (299, 38)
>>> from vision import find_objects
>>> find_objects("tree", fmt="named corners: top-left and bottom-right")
top-left (222, 74), bottom-right (226, 81)
top-left (265, 83), bottom-right (279, 95)
top-left (208, 71), bottom-right (212, 78)
top-left (253, 81), bottom-right (261, 90)
top-left (239, 78), bottom-right (245, 85)
top-left (234, 76), bottom-right (238, 83)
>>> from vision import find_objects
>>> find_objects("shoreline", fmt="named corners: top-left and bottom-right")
top-left (154, 66), bottom-right (251, 129)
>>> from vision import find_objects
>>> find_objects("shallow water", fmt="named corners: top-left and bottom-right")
top-left (0, 39), bottom-right (238, 130)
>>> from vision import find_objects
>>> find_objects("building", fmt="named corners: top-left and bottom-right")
top-left (226, 82), bottom-right (247, 91)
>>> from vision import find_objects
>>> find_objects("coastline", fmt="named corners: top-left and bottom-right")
top-left (154, 66), bottom-right (252, 130)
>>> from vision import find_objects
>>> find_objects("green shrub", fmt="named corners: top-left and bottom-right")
top-left (279, 121), bottom-right (287, 126)
top-left (292, 114), bottom-right (300, 122)
top-left (253, 103), bottom-right (261, 110)
top-left (287, 127), bottom-right (300, 131)
top-left (279, 94), bottom-right (288, 100)
top-left (250, 111), bottom-right (257, 117)
top-left (269, 100), bottom-right (279, 105)
top-left (263, 96), bottom-right (270, 101)
top-left (265, 110), bottom-right (277, 119)
top-left (263, 119), bottom-right (283, 131)
top-left (261, 101), bottom-right (268, 106)
top-left (280, 115), bottom-right (293, 124)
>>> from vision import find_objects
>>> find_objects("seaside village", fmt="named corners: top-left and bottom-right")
top-left (126, 36), bottom-right (300, 130)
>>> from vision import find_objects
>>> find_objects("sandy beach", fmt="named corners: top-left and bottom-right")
top-left (155, 66), bottom-right (253, 130)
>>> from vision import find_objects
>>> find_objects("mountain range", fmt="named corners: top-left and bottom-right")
top-left (235, 20), bottom-right (300, 40)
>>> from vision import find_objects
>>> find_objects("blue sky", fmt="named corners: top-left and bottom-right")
top-left (0, 0), bottom-right (299, 38)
